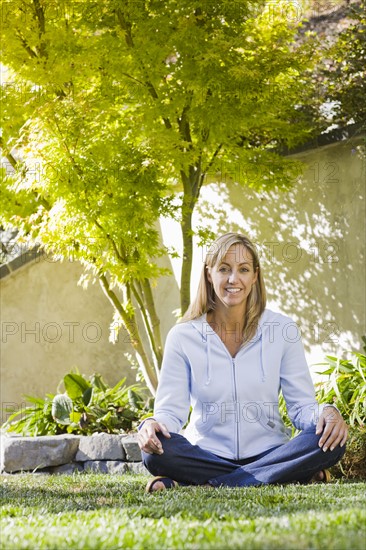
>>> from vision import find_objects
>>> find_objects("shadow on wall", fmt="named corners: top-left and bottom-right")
top-left (199, 136), bottom-right (365, 354)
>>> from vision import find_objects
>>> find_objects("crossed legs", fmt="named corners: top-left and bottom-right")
top-left (142, 428), bottom-right (346, 488)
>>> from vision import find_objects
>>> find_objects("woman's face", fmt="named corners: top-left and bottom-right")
top-left (207, 243), bottom-right (258, 312)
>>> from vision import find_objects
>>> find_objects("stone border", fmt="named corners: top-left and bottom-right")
top-left (0, 433), bottom-right (149, 475)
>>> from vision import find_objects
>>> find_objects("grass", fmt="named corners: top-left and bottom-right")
top-left (1, 473), bottom-right (365, 550)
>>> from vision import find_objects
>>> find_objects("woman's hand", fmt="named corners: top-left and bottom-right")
top-left (137, 419), bottom-right (171, 455)
top-left (316, 406), bottom-right (348, 452)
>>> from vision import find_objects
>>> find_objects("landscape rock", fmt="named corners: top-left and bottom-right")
top-left (84, 460), bottom-right (109, 473)
top-left (126, 462), bottom-right (149, 475)
top-left (106, 461), bottom-right (129, 474)
top-left (122, 433), bottom-right (142, 462)
top-left (0, 435), bottom-right (80, 473)
top-left (49, 463), bottom-right (84, 475)
top-left (83, 460), bottom-right (129, 474)
top-left (0, 433), bottom-right (147, 474)
top-left (75, 433), bottom-right (125, 461)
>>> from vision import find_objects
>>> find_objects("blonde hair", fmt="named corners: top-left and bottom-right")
top-left (181, 233), bottom-right (266, 343)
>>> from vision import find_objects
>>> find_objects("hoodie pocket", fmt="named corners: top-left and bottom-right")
top-left (246, 402), bottom-right (287, 434)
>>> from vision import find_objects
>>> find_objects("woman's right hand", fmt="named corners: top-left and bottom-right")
top-left (137, 418), bottom-right (171, 455)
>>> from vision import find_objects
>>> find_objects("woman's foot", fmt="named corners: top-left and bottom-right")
top-left (145, 476), bottom-right (179, 493)
top-left (311, 469), bottom-right (331, 483)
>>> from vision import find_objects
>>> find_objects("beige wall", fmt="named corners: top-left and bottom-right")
top-left (0, 254), bottom-right (179, 424)
top-left (194, 136), bottom-right (365, 362)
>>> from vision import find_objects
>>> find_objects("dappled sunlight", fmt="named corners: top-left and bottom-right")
top-left (195, 138), bottom-right (364, 366)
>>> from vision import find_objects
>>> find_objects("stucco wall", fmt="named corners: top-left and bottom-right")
top-left (0, 254), bottom-right (179, 424)
top-left (164, 136), bottom-right (365, 365)
top-left (211, 137), bottom-right (364, 356)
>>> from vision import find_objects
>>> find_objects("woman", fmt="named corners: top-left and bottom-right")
top-left (138, 233), bottom-right (347, 492)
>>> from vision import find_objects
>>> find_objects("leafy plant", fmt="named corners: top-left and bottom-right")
top-left (313, 345), bottom-right (366, 479)
top-left (315, 352), bottom-right (366, 431)
top-left (278, 391), bottom-right (298, 438)
top-left (2, 371), bottom-right (153, 436)
top-left (279, 346), bottom-right (366, 440)
top-left (1, 394), bottom-right (59, 436)
top-left (330, 425), bottom-right (366, 480)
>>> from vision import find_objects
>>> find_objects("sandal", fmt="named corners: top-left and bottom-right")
top-left (145, 476), bottom-right (179, 493)
top-left (311, 469), bottom-right (331, 483)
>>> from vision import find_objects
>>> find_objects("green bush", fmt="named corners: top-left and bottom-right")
top-left (315, 351), bottom-right (366, 431)
top-left (314, 348), bottom-right (366, 479)
top-left (280, 349), bottom-right (365, 435)
top-left (279, 345), bottom-right (366, 479)
top-left (2, 370), bottom-right (153, 436)
top-left (330, 425), bottom-right (366, 480)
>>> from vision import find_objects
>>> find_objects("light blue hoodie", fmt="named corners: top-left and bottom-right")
top-left (153, 309), bottom-right (323, 460)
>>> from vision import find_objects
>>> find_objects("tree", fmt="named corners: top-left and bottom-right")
top-left (1, 0), bottom-right (318, 311)
top-left (1, 1), bottom-right (321, 396)
top-left (101, 0), bottom-right (316, 312)
top-left (1, 107), bottom-right (169, 394)
top-left (322, 0), bottom-right (366, 127)
top-left (297, 0), bottom-right (365, 133)
top-left (0, 4), bottom-right (172, 393)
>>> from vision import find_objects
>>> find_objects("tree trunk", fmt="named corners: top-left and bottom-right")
top-left (141, 278), bottom-right (163, 367)
top-left (180, 199), bottom-right (194, 315)
top-left (131, 279), bottom-right (162, 381)
top-left (99, 274), bottom-right (159, 395)
top-left (180, 163), bottom-right (203, 315)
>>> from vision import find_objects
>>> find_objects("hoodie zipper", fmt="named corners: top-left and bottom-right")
top-left (205, 326), bottom-right (242, 460)
top-left (198, 315), bottom-right (261, 460)
top-left (232, 357), bottom-right (240, 460)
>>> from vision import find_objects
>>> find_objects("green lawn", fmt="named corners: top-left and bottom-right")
top-left (1, 473), bottom-right (365, 550)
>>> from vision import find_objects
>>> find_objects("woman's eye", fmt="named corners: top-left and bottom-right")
top-left (219, 267), bottom-right (228, 272)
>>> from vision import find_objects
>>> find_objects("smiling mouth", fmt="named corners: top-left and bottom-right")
top-left (225, 288), bottom-right (242, 293)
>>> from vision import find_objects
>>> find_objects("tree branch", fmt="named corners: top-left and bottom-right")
top-left (51, 117), bottom-right (83, 175)
top-left (33, 0), bottom-right (45, 35)
top-left (177, 100), bottom-right (193, 145)
top-left (32, 0), bottom-right (47, 58)
top-left (115, 7), bottom-right (172, 130)
top-left (119, 71), bottom-right (148, 88)
top-left (99, 273), bottom-right (158, 394)
top-left (92, 218), bottom-right (128, 265)
top-left (198, 143), bottom-right (223, 194)
top-left (191, 161), bottom-right (202, 200)
top-left (15, 29), bottom-right (38, 58)
top-left (0, 137), bottom-right (18, 170)
top-left (140, 278), bottom-right (163, 362)
top-left (115, 8), bottom-right (134, 47)
top-left (130, 281), bottom-right (161, 377)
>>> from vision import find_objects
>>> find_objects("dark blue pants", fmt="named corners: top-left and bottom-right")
top-left (142, 428), bottom-right (346, 487)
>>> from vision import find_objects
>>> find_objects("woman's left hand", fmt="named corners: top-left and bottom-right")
top-left (316, 406), bottom-right (348, 452)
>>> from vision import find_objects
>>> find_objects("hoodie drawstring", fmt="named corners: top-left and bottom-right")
top-left (205, 330), bottom-right (212, 385)
top-left (192, 316), bottom-right (266, 385)
top-left (260, 333), bottom-right (265, 383)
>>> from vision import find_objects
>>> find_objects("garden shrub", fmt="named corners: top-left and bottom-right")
top-left (2, 370), bottom-right (153, 436)
top-left (315, 345), bottom-right (366, 479)
top-left (279, 343), bottom-right (365, 479)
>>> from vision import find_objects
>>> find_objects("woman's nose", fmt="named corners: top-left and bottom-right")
top-left (228, 271), bottom-right (238, 283)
